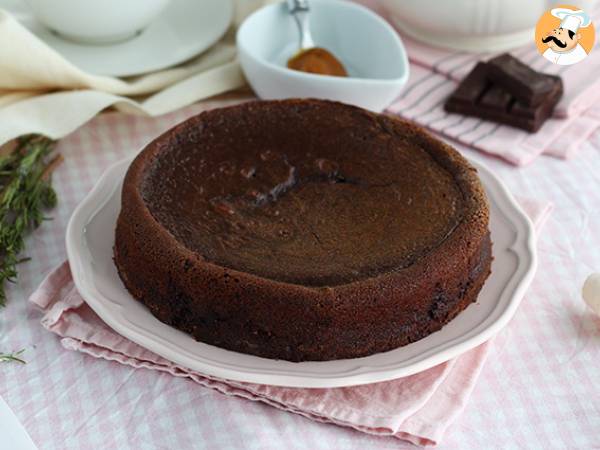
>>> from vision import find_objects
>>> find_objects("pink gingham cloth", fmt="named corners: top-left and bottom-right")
top-left (360, 1), bottom-right (600, 166)
top-left (28, 197), bottom-right (551, 447)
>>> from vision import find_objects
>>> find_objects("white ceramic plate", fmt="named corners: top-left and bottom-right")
top-left (1, 0), bottom-right (233, 77)
top-left (66, 155), bottom-right (537, 388)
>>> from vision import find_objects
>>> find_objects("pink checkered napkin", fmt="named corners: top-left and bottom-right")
top-left (30, 199), bottom-right (551, 447)
top-left (364, 1), bottom-right (600, 165)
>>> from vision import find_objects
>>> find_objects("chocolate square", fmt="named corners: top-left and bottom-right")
top-left (486, 53), bottom-right (562, 106)
top-left (448, 62), bottom-right (490, 106)
top-left (479, 85), bottom-right (513, 112)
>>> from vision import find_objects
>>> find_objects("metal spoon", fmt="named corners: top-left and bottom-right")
top-left (286, 0), bottom-right (348, 77)
top-left (287, 0), bottom-right (315, 51)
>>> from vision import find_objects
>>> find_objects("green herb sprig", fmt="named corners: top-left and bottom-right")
top-left (0, 136), bottom-right (61, 306)
top-left (0, 349), bottom-right (26, 364)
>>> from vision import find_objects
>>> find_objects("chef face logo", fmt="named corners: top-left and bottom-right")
top-left (535, 5), bottom-right (595, 65)
top-left (542, 27), bottom-right (580, 52)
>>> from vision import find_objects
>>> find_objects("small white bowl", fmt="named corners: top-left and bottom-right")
top-left (236, 0), bottom-right (409, 112)
top-left (25, 0), bottom-right (171, 45)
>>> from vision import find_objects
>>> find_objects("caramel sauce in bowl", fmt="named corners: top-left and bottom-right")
top-left (287, 47), bottom-right (348, 77)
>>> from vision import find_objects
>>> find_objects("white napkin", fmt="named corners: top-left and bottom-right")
top-left (0, 1), bottom-right (269, 146)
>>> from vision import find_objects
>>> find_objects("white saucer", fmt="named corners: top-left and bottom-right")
top-left (66, 155), bottom-right (537, 388)
top-left (1, 0), bottom-right (233, 77)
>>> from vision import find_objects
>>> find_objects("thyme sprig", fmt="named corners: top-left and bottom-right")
top-left (0, 136), bottom-right (61, 306)
top-left (0, 349), bottom-right (26, 364)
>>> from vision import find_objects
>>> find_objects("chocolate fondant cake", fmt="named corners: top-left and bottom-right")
top-left (114, 99), bottom-right (492, 362)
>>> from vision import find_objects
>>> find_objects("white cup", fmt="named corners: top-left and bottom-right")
top-left (25, 0), bottom-right (172, 45)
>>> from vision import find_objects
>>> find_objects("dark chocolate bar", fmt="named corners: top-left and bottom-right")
top-left (444, 62), bottom-right (563, 133)
top-left (447, 62), bottom-right (490, 105)
top-left (479, 85), bottom-right (512, 112)
top-left (486, 53), bottom-right (563, 106)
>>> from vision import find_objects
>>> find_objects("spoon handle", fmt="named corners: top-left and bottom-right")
top-left (286, 0), bottom-right (315, 50)
top-left (286, 0), bottom-right (309, 12)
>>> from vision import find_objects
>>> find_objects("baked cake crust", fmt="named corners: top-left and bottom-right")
top-left (114, 99), bottom-right (492, 362)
